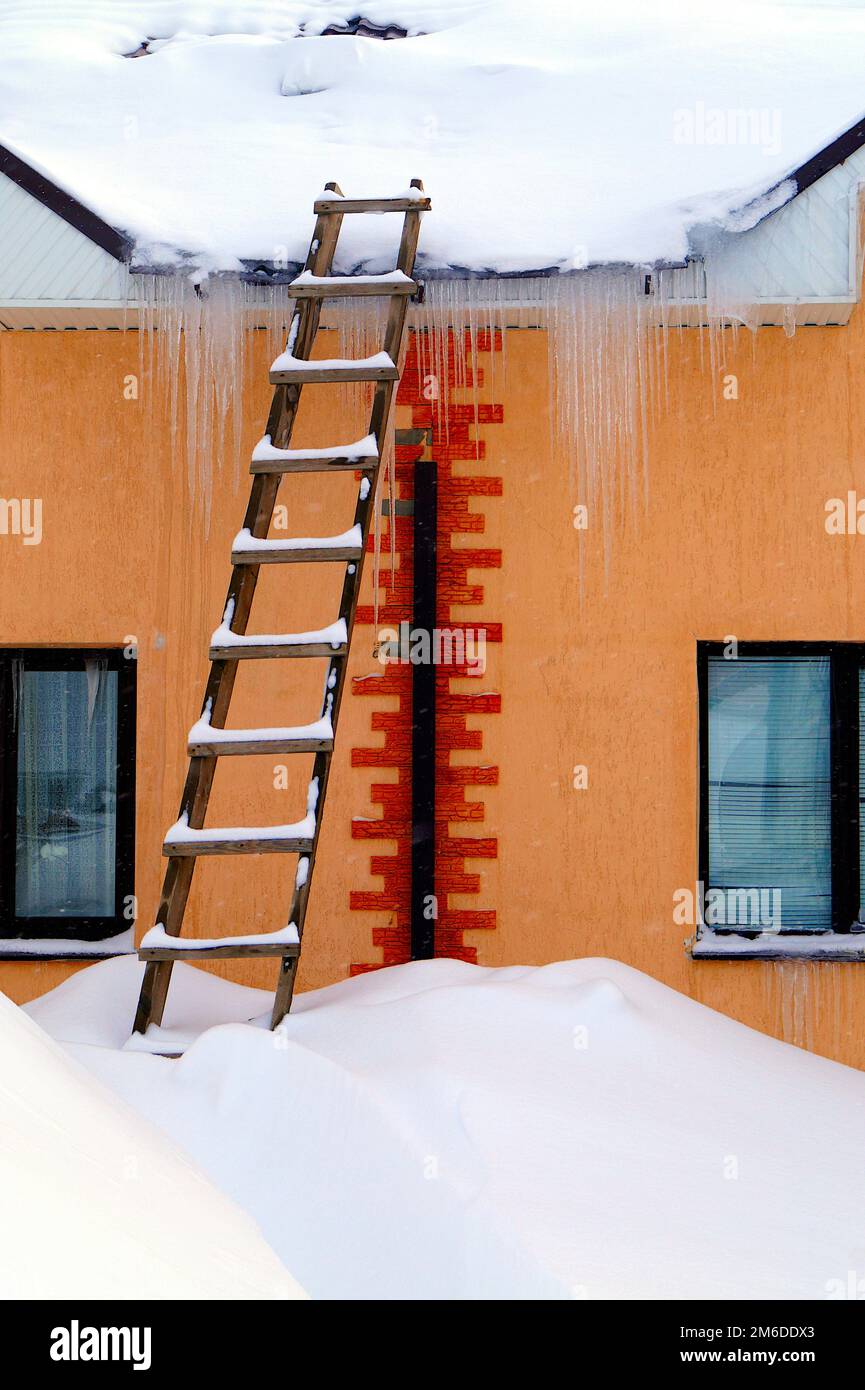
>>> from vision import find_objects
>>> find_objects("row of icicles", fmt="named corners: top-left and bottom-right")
top-left (133, 268), bottom-right (763, 589)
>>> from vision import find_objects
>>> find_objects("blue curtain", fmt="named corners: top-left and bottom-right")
top-left (707, 654), bottom-right (831, 931)
top-left (15, 664), bottom-right (118, 920)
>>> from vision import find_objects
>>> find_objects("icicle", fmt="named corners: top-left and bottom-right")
top-left (84, 659), bottom-right (102, 731)
top-left (132, 261), bottom-right (773, 604)
top-left (764, 959), bottom-right (850, 1060)
top-left (134, 271), bottom-right (294, 534)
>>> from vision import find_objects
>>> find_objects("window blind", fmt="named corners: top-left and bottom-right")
top-left (707, 654), bottom-right (831, 932)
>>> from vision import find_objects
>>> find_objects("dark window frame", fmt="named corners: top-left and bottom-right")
top-left (698, 641), bottom-right (863, 937)
top-left (0, 647), bottom-right (136, 947)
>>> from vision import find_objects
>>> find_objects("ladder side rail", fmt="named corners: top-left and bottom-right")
top-left (271, 184), bottom-right (426, 1025)
top-left (133, 192), bottom-right (346, 1035)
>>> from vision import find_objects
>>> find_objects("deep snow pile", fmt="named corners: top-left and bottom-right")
top-left (0, 989), bottom-right (305, 1299)
top-left (24, 954), bottom-right (865, 1300)
top-left (2, 2), bottom-right (865, 272)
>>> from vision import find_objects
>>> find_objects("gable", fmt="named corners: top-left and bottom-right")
top-left (694, 143), bottom-right (865, 325)
top-left (0, 165), bottom-right (130, 328)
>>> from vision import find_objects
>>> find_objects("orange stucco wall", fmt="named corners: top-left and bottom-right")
top-left (2, 307), bottom-right (865, 1066)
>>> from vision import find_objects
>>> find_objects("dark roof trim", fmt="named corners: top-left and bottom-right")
top-left (0, 142), bottom-right (132, 262)
top-left (791, 113), bottom-right (865, 196)
top-left (724, 111), bottom-right (865, 239)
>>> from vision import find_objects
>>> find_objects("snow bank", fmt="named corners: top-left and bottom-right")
top-left (0, 988), bottom-right (305, 1299)
top-left (3, 2), bottom-right (865, 272)
top-left (25, 953), bottom-right (865, 1299)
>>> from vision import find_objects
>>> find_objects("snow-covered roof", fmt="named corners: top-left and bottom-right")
top-left (4, 1), bottom-right (865, 276)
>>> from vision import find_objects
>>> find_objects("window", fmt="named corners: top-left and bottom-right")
top-left (696, 643), bottom-right (865, 957)
top-left (0, 649), bottom-right (135, 952)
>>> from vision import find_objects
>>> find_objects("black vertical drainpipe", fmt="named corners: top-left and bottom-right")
top-left (411, 452), bottom-right (437, 959)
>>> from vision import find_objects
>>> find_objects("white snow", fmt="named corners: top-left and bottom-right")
top-left (233, 524), bottom-right (362, 552)
top-left (0, 928), bottom-right (133, 957)
top-left (693, 928), bottom-right (865, 959)
top-left (270, 348), bottom-right (395, 374)
top-left (290, 270), bottom-right (414, 287)
top-left (188, 703), bottom-right (333, 744)
top-left (323, 185), bottom-right (429, 204)
top-left (20, 952), bottom-right (865, 1299)
top-left (0, 986), bottom-right (305, 1298)
top-left (5, 2), bottom-right (865, 273)
top-left (165, 810), bottom-right (316, 845)
top-left (252, 433), bottom-right (378, 462)
top-left (140, 922), bottom-right (300, 950)
top-left (210, 616), bottom-right (347, 649)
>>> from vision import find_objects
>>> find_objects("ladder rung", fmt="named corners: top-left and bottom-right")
top-left (231, 525), bottom-right (362, 565)
top-left (269, 363), bottom-right (399, 385)
top-left (163, 828), bottom-right (314, 857)
top-left (251, 455), bottom-right (377, 475)
top-left (269, 350), bottom-right (398, 386)
top-left (188, 704), bottom-right (334, 756)
top-left (138, 924), bottom-right (300, 961)
top-left (189, 729), bottom-right (333, 756)
top-left (140, 941), bottom-right (301, 960)
top-left (164, 838), bottom-right (313, 856)
top-left (314, 196), bottom-right (431, 214)
top-left (210, 640), bottom-right (347, 661)
top-left (250, 433), bottom-right (378, 475)
top-left (210, 618), bottom-right (347, 662)
top-left (290, 271), bottom-right (417, 299)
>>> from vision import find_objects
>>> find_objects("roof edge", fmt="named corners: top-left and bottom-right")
top-left (734, 110), bottom-right (865, 236)
top-left (791, 113), bottom-right (865, 196)
top-left (0, 142), bottom-right (132, 262)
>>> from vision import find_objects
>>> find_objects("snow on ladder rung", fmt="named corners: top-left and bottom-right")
top-left (138, 923), bottom-right (300, 960)
top-left (163, 814), bottom-right (315, 858)
top-left (289, 270), bottom-right (417, 299)
top-left (187, 708), bottom-right (334, 757)
top-left (231, 525), bottom-right (363, 564)
top-left (250, 433), bottom-right (379, 474)
top-left (163, 778), bottom-right (319, 856)
top-left (269, 349), bottom-right (398, 385)
top-left (210, 615), bottom-right (348, 661)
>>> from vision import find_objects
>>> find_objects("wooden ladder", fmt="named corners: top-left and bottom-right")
top-left (132, 180), bottom-right (429, 1037)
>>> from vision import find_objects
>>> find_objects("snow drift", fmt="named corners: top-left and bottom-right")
top-left (0, 988), bottom-right (305, 1299)
top-left (4, 2), bottom-right (865, 272)
top-left (25, 954), bottom-right (865, 1300)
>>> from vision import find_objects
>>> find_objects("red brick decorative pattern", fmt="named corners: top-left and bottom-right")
top-left (350, 329), bottom-right (503, 971)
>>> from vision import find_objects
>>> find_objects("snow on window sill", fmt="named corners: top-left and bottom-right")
top-left (0, 927), bottom-right (134, 961)
top-left (691, 928), bottom-right (865, 961)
